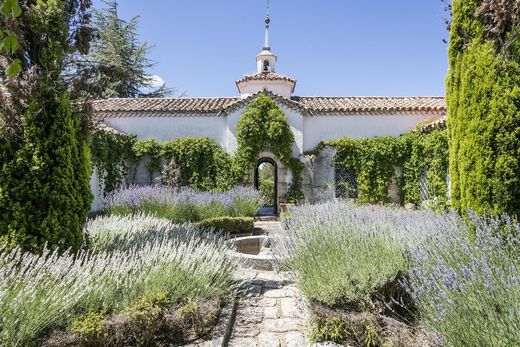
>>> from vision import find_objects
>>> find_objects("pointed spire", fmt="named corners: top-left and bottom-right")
top-left (263, 0), bottom-right (271, 50)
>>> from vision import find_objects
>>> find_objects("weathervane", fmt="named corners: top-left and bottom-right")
top-left (263, 0), bottom-right (271, 50)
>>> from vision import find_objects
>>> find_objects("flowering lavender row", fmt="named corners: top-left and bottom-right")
top-left (104, 185), bottom-right (263, 209)
top-left (0, 214), bottom-right (239, 346)
top-left (275, 201), bottom-right (520, 345)
top-left (272, 201), bottom-right (439, 305)
top-left (405, 213), bottom-right (520, 346)
top-left (103, 185), bottom-right (264, 220)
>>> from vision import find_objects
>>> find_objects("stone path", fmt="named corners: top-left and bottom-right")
top-left (228, 220), bottom-right (309, 347)
top-left (230, 269), bottom-right (308, 347)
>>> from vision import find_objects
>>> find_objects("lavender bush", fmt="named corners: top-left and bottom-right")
top-left (0, 215), bottom-right (238, 346)
top-left (273, 201), bottom-right (436, 306)
top-left (276, 201), bottom-right (520, 345)
top-left (104, 185), bottom-right (264, 222)
top-left (406, 213), bottom-right (520, 346)
top-left (85, 213), bottom-right (214, 252)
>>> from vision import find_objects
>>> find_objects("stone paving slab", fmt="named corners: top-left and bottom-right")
top-left (228, 269), bottom-right (309, 347)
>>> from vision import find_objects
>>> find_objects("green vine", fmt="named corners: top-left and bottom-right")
top-left (90, 130), bottom-right (135, 194)
top-left (235, 94), bottom-right (304, 202)
top-left (331, 128), bottom-right (450, 209)
top-left (91, 94), bottom-right (304, 200)
top-left (91, 135), bottom-right (236, 193)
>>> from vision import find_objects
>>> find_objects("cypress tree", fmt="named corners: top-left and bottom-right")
top-left (0, 89), bottom-right (91, 251)
top-left (0, 0), bottom-right (93, 252)
top-left (447, 0), bottom-right (520, 215)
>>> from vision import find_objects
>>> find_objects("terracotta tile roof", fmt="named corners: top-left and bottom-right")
top-left (292, 96), bottom-right (446, 114)
top-left (236, 72), bottom-right (296, 84)
top-left (92, 97), bottom-right (240, 115)
top-left (92, 94), bottom-right (446, 117)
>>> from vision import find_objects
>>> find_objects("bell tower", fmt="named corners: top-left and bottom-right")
top-left (256, 9), bottom-right (277, 73)
top-left (236, 0), bottom-right (296, 98)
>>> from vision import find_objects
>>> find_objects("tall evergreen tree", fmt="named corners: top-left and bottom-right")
top-left (0, 0), bottom-right (93, 252)
top-left (447, 0), bottom-right (520, 216)
top-left (85, 0), bottom-right (173, 98)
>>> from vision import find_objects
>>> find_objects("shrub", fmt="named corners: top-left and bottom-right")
top-left (406, 213), bottom-right (520, 346)
top-left (197, 217), bottom-right (254, 235)
top-left (70, 311), bottom-right (108, 345)
top-left (0, 91), bottom-right (92, 252)
top-left (447, 0), bottom-right (520, 216)
top-left (104, 185), bottom-right (264, 222)
top-left (0, 215), bottom-right (238, 346)
top-left (273, 202), bottom-right (433, 306)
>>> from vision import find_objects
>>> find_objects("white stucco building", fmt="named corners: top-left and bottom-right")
top-left (92, 14), bottom-right (446, 212)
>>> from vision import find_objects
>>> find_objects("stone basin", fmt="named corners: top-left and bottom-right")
top-left (229, 235), bottom-right (274, 271)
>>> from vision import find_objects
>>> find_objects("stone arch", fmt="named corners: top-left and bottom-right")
top-left (250, 151), bottom-right (290, 214)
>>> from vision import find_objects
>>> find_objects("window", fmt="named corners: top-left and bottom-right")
top-left (335, 166), bottom-right (358, 199)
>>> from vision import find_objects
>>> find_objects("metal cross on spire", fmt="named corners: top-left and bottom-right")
top-left (263, 0), bottom-right (271, 50)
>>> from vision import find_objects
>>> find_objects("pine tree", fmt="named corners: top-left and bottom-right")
top-left (447, 0), bottom-right (520, 216)
top-left (85, 0), bottom-right (173, 98)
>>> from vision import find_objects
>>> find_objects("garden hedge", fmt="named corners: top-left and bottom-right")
top-left (197, 217), bottom-right (254, 235)
top-left (447, 0), bottom-right (520, 216)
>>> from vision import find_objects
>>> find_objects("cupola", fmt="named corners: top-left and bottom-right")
top-left (236, 5), bottom-right (296, 98)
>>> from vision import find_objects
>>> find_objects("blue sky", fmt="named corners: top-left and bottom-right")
top-left (97, 1), bottom-right (450, 97)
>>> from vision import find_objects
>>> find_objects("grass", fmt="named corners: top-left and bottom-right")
top-left (0, 214), bottom-right (238, 346)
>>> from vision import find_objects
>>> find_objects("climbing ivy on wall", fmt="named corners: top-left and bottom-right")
top-left (332, 128), bottom-right (449, 208)
top-left (90, 130), bottom-right (135, 194)
top-left (235, 94), bottom-right (304, 201)
top-left (139, 137), bottom-right (236, 191)
top-left (91, 136), bottom-right (236, 193)
top-left (333, 136), bottom-right (408, 204)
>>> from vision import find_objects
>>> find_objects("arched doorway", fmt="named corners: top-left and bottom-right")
top-left (254, 158), bottom-right (278, 216)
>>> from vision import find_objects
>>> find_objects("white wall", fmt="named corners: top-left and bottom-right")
top-left (104, 115), bottom-right (228, 148)
top-left (303, 113), bottom-right (441, 152)
top-left (226, 101), bottom-right (304, 156)
top-left (237, 80), bottom-right (295, 99)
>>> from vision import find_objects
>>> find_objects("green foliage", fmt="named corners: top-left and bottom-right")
top-left (161, 137), bottom-right (236, 191)
top-left (447, 0), bottom-right (520, 216)
top-left (235, 94), bottom-right (295, 176)
top-left (71, 311), bottom-right (108, 345)
top-left (309, 314), bottom-right (380, 347)
top-left (402, 129), bottom-right (450, 209)
top-left (86, 0), bottom-right (173, 98)
top-left (197, 217), bottom-right (254, 235)
top-left (0, 0), bottom-right (21, 76)
top-left (91, 136), bottom-right (236, 193)
top-left (259, 179), bottom-right (275, 205)
top-left (0, 90), bottom-right (92, 252)
top-left (90, 130), bottom-right (135, 194)
top-left (332, 129), bottom-right (449, 207)
top-left (334, 136), bottom-right (407, 204)
top-left (235, 94), bottom-right (303, 201)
